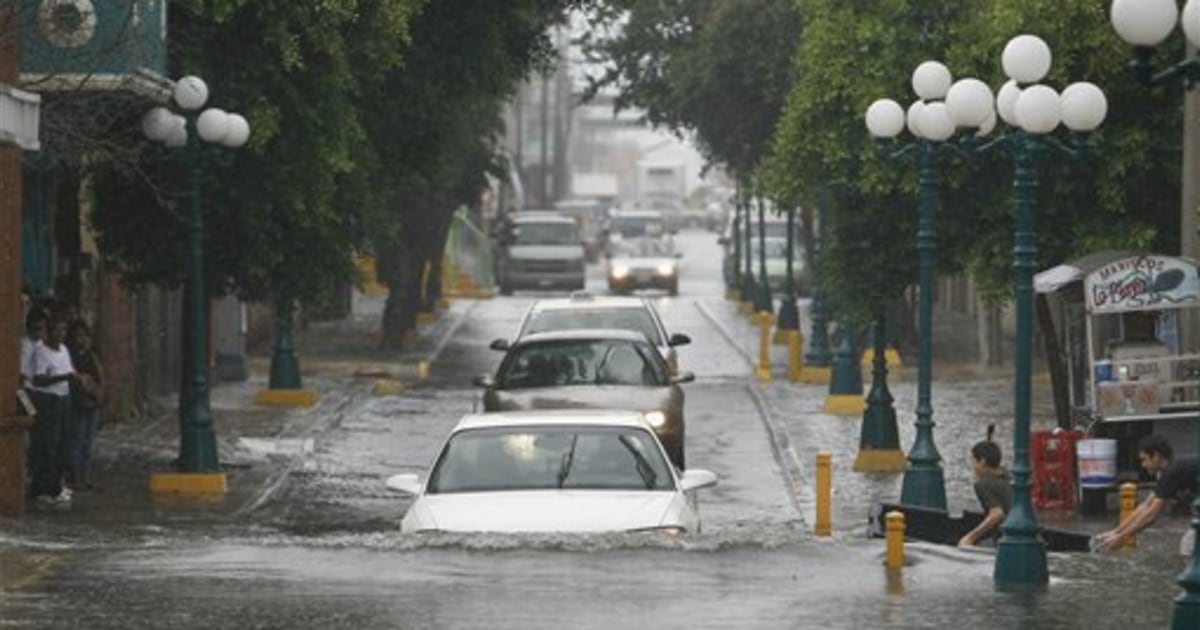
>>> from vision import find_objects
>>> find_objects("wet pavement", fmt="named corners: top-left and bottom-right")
top-left (0, 229), bottom-right (1191, 628)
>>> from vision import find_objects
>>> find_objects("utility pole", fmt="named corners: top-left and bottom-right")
top-left (1181, 84), bottom-right (1199, 357)
top-left (0, 0), bottom-right (29, 517)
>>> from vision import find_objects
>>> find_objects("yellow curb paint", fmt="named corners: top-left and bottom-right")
top-left (436, 298), bottom-right (451, 310)
top-left (417, 360), bottom-right (431, 380)
top-left (372, 379), bottom-right (407, 396)
top-left (149, 472), bottom-right (227, 495)
top-left (796, 366), bottom-right (831, 385)
top-left (416, 312), bottom-right (436, 326)
top-left (772, 329), bottom-right (793, 345)
top-left (255, 389), bottom-right (319, 407)
top-left (861, 346), bottom-right (903, 367)
top-left (852, 449), bottom-right (907, 473)
top-left (823, 394), bottom-right (865, 415)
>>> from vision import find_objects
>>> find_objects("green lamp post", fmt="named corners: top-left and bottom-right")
top-left (1109, 2), bottom-right (1200, 623)
top-left (775, 205), bottom-right (801, 341)
top-left (865, 60), bottom-right (970, 508)
top-left (951, 34), bottom-right (1108, 588)
top-left (753, 197), bottom-right (774, 313)
top-left (803, 201), bottom-right (832, 376)
top-left (142, 76), bottom-right (251, 473)
top-left (269, 298), bottom-right (302, 389)
top-left (740, 191), bottom-right (756, 307)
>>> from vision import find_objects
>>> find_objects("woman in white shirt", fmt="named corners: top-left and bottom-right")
top-left (29, 317), bottom-right (78, 505)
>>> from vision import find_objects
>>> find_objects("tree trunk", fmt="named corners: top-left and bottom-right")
top-left (1036, 293), bottom-right (1072, 429)
top-left (379, 244), bottom-right (421, 350)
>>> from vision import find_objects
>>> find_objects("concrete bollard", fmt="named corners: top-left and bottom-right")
top-left (815, 451), bottom-right (831, 536)
top-left (886, 511), bottom-right (905, 568)
top-left (756, 311), bottom-right (773, 381)
top-left (787, 329), bottom-right (804, 382)
top-left (1120, 482), bottom-right (1138, 550)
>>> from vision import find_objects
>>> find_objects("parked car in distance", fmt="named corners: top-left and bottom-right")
top-left (606, 235), bottom-right (682, 296)
top-left (497, 212), bottom-right (587, 295)
top-left (492, 291), bottom-right (691, 375)
top-left (385, 409), bottom-right (718, 534)
top-left (719, 214), bottom-right (809, 296)
top-left (476, 329), bottom-right (693, 468)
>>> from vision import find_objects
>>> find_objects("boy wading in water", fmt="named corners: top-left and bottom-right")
top-left (959, 426), bottom-right (1013, 547)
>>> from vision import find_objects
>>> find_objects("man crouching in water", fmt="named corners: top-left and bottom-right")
top-left (959, 426), bottom-right (1013, 547)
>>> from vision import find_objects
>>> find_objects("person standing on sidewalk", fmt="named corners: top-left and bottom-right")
top-left (28, 315), bottom-right (78, 505)
top-left (1096, 435), bottom-right (1197, 554)
top-left (958, 426), bottom-right (1013, 547)
top-left (20, 306), bottom-right (47, 392)
top-left (65, 320), bottom-right (104, 491)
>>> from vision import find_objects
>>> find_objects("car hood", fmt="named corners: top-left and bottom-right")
top-left (608, 257), bottom-right (677, 269)
top-left (507, 245), bottom-right (584, 260)
top-left (407, 490), bottom-right (679, 533)
top-left (487, 386), bottom-right (672, 412)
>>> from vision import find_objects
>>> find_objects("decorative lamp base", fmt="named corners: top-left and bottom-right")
top-left (797, 366), bottom-right (831, 384)
top-left (824, 394), bottom-right (865, 415)
top-left (255, 389), bottom-right (319, 407)
top-left (853, 448), bottom-right (907, 473)
top-left (149, 472), bottom-right (227, 496)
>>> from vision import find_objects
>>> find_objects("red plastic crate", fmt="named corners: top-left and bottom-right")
top-left (1031, 429), bottom-right (1084, 511)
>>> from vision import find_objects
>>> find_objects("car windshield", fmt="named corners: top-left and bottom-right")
top-left (610, 216), bottom-right (664, 239)
top-left (426, 425), bottom-right (674, 493)
top-left (514, 222), bottom-right (579, 245)
top-left (612, 236), bottom-right (673, 258)
top-left (522, 308), bottom-right (664, 345)
top-left (499, 339), bottom-right (667, 388)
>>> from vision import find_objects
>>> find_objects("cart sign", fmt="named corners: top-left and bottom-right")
top-left (1085, 255), bottom-right (1200, 314)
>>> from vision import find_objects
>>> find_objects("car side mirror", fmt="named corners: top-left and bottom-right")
top-left (672, 371), bottom-right (695, 384)
top-left (473, 374), bottom-right (497, 388)
top-left (385, 473), bottom-right (423, 495)
top-left (489, 338), bottom-right (510, 352)
top-left (679, 469), bottom-right (718, 492)
top-left (668, 333), bottom-right (691, 347)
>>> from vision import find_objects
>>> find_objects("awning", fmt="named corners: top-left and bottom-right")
top-left (1034, 250), bottom-right (1137, 294)
top-left (0, 83), bottom-right (40, 151)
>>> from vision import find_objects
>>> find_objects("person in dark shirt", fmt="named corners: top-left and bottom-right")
top-left (1097, 434), bottom-right (1197, 553)
top-left (959, 427), bottom-right (1013, 547)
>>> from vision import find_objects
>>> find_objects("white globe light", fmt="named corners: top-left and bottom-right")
top-left (906, 100), bottom-right (926, 138)
top-left (1002, 34), bottom-right (1053, 83)
top-left (224, 113), bottom-right (251, 148)
top-left (165, 115), bottom-right (188, 147)
top-left (865, 99), bottom-right (905, 138)
top-left (1061, 82), bottom-right (1108, 132)
top-left (976, 110), bottom-right (997, 138)
top-left (945, 78), bottom-right (995, 128)
top-left (1183, 0), bottom-right (1200, 48)
top-left (997, 80), bottom-right (1023, 126)
top-left (919, 102), bottom-right (955, 142)
top-left (173, 75), bottom-right (209, 110)
top-left (1111, 0), bottom-right (1178, 47)
top-left (912, 61), bottom-right (953, 101)
top-left (141, 106), bottom-right (173, 142)
top-left (1014, 84), bottom-right (1062, 134)
top-left (196, 108), bottom-right (230, 144)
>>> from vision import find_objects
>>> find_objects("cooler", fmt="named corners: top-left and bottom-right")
top-left (1032, 429), bottom-right (1084, 511)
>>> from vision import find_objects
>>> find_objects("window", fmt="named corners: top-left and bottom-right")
top-left (499, 339), bottom-right (667, 389)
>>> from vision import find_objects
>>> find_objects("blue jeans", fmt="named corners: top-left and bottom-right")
top-left (64, 406), bottom-right (99, 483)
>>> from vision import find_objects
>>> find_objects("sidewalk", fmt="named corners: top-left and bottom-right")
top-left (4, 297), bottom-right (472, 531)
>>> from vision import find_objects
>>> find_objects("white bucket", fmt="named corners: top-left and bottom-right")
top-left (1077, 438), bottom-right (1118, 488)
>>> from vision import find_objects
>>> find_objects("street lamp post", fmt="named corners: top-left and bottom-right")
top-left (740, 190), bottom-right (756, 311)
top-left (775, 205), bottom-right (801, 343)
top-left (142, 76), bottom-right (250, 474)
top-left (865, 61), bottom-right (983, 507)
top-left (944, 34), bottom-right (1107, 588)
top-left (802, 200), bottom-right (833, 382)
top-left (753, 196), bottom-right (774, 314)
top-left (1110, 2), bottom-right (1200, 624)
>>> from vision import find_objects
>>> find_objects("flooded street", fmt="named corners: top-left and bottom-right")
top-left (0, 231), bottom-right (1186, 628)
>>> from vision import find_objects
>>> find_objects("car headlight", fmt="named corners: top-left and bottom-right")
top-left (642, 410), bottom-right (667, 428)
top-left (611, 266), bottom-right (631, 279)
top-left (656, 263), bottom-right (675, 276)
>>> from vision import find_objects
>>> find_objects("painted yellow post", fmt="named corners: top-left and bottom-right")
top-left (886, 511), bottom-right (905, 568)
top-left (1120, 482), bottom-right (1138, 550)
top-left (788, 330), bottom-right (804, 382)
top-left (815, 451), bottom-right (832, 536)
top-left (756, 311), bottom-right (773, 381)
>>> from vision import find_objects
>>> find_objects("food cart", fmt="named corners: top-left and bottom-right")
top-left (1035, 252), bottom-right (1200, 476)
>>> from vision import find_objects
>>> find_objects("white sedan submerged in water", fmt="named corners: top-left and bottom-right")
top-left (386, 410), bottom-right (718, 534)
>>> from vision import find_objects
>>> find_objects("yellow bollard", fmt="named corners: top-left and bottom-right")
top-left (787, 330), bottom-right (804, 382)
top-left (815, 451), bottom-right (831, 536)
top-left (886, 511), bottom-right (905, 568)
top-left (756, 311), bottom-right (773, 381)
top-left (1120, 482), bottom-right (1138, 550)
